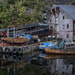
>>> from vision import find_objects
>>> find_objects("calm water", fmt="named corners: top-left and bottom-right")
top-left (0, 51), bottom-right (75, 75)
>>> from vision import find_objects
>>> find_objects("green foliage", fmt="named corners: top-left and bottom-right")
top-left (0, 0), bottom-right (50, 28)
top-left (7, 0), bottom-right (15, 4)
top-left (21, 2), bottom-right (28, 7)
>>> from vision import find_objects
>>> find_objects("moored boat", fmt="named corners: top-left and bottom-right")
top-left (45, 48), bottom-right (75, 55)
top-left (1, 37), bottom-right (30, 46)
top-left (45, 42), bottom-right (75, 55)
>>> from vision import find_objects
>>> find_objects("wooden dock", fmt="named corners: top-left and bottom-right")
top-left (0, 43), bottom-right (40, 54)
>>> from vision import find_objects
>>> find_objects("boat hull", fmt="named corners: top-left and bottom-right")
top-left (45, 48), bottom-right (75, 55)
top-left (1, 41), bottom-right (28, 46)
top-left (1, 37), bottom-right (30, 46)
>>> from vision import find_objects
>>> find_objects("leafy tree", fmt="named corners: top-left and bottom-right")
top-left (7, 0), bottom-right (15, 4)
top-left (21, 2), bottom-right (28, 7)
top-left (0, 0), bottom-right (51, 28)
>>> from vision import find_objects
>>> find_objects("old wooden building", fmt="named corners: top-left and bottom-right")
top-left (48, 4), bottom-right (75, 41)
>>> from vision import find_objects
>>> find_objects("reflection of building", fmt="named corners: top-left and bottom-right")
top-left (47, 59), bottom-right (73, 75)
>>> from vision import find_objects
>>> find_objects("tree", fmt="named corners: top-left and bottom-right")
top-left (7, 0), bottom-right (15, 4)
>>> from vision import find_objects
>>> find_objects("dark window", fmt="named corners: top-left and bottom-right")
top-left (50, 19), bottom-right (51, 22)
top-left (74, 24), bottom-right (75, 31)
top-left (74, 35), bottom-right (75, 38)
top-left (67, 24), bottom-right (69, 29)
top-left (67, 34), bottom-right (69, 38)
top-left (63, 16), bottom-right (65, 20)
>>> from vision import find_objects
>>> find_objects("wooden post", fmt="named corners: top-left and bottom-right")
top-left (13, 27), bottom-right (15, 42)
top-left (23, 35), bottom-right (24, 42)
top-left (7, 28), bottom-right (9, 38)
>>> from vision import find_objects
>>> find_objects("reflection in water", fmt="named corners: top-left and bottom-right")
top-left (31, 54), bottom-right (75, 75)
top-left (47, 59), bottom-right (73, 75)
top-left (0, 53), bottom-right (75, 75)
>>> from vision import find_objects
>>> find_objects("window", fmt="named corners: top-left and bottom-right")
top-left (63, 16), bottom-right (65, 20)
top-left (50, 19), bottom-right (51, 22)
top-left (67, 34), bottom-right (69, 38)
top-left (74, 35), bottom-right (75, 38)
top-left (74, 24), bottom-right (75, 31)
top-left (63, 25), bottom-right (65, 29)
top-left (67, 24), bottom-right (69, 29)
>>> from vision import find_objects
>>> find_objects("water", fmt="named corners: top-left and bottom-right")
top-left (0, 51), bottom-right (75, 75)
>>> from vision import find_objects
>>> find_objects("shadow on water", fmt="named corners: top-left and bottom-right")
top-left (0, 51), bottom-right (75, 75)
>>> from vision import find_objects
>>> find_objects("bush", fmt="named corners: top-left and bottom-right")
top-left (21, 2), bottom-right (28, 7)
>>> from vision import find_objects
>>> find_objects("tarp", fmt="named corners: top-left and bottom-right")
top-left (59, 38), bottom-right (69, 48)
top-left (25, 34), bottom-right (32, 43)
top-left (39, 42), bottom-right (58, 49)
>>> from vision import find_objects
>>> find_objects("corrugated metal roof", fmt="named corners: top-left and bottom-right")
top-left (54, 5), bottom-right (75, 20)
top-left (0, 28), bottom-right (7, 31)
top-left (59, 5), bottom-right (75, 20)
top-left (19, 23), bottom-right (49, 28)
top-left (19, 23), bottom-right (39, 28)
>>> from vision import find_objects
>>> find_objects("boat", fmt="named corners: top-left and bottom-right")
top-left (39, 42), bottom-right (58, 50)
top-left (1, 36), bottom-right (30, 46)
top-left (45, 42), bottom-right (75, 55)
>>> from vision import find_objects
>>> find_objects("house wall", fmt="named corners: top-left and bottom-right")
top-left (59, 9), bottom-right (73, 41)
top-left (73, 20), bottom-right (75, 40)
top-left (48, 5), bottom-right (74, 41)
